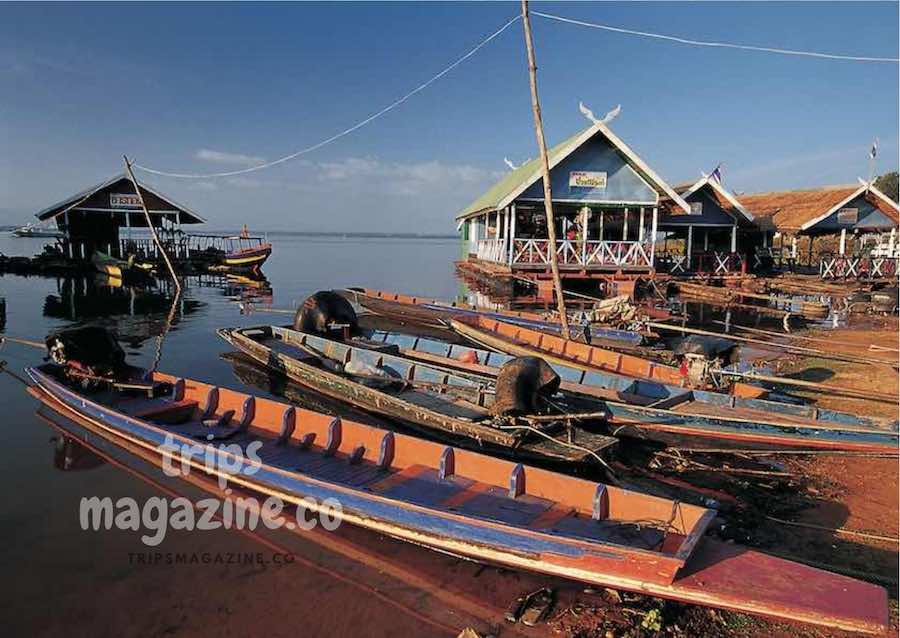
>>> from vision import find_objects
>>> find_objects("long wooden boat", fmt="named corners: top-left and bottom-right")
top-left (222, 242), bottom-right (272, 271)
top-left (453, 315), bottom-right (694, 387)
top-left (346, 327), bottom-right (899, 453)
top-left (218, 325), bottom-right (618, 464)
top-left (25, 364), bottom-right (890, 633)
top-left (339, 287), bottom-right (651, 347)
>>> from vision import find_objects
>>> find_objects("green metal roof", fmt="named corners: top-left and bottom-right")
top-left (457, 126), bottom-right (590, 220)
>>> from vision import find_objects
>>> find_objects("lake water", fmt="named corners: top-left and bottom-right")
top-left (1, 234), bottom-right (553, 637)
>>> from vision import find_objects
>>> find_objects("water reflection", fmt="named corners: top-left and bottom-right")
top-left (52, 435), bottom-right (105, 472)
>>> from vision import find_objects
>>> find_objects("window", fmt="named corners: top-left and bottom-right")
top-left (689, 201), bottom-right (703, 215)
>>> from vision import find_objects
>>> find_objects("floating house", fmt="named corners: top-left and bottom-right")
top-left (742, 181), bottom-right (899, 279)
top-left (456, 120), bottom-right (689, 297)
top-left (35, 173), bottom-right (205, 261)
top-left (657, 175), bottom-right (756, 275)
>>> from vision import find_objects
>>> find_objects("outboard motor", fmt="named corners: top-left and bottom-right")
top-left (491, 356), bottom-right (560, 416)
top-left (673, 335), bottom-right (739, 387)
top-left (45, 326), bottom-right (127, 381)
top-left (293, 291), bottom-right (359, 337)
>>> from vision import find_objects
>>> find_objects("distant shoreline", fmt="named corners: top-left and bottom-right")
top-left (1, 227), bottom-right (458, 240)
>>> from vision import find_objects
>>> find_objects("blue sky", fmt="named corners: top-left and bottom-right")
top-left (1, 1), bottom-right (897, 232)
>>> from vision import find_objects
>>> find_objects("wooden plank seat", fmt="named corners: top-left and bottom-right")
top-left (125, 400), bottom-right (198, 424)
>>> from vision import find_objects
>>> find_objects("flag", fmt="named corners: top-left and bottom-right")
top-left (709, 163), bottom-right (723, 183)
top-left (869, 139), bottom-right (878, 160)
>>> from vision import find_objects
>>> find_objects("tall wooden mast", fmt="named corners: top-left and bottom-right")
top-left (520, 0), bottom-right (569, 335)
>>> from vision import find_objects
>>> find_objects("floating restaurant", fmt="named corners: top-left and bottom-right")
top-left (30, 173), bottom-right (272, 275)
top-left (35, 173), bottom-right (205, 262)
top-left (456, 119), bottom-right (690, 297)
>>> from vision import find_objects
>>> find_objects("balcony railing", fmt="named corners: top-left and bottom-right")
top-left (504, 239), bottom-right (653, 269)
top-left (820, 255), bottom-right (899, 280)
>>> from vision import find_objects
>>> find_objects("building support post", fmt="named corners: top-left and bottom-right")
top-left (638, 207), bottom-right (645, 242)
top-left (839, 228), bottom-right (847, 256)
top-left (599, 209), bottom-right (604, 242)
top-left (731, 224), bottom-right (737, 252)
top-left (508, 203), bottom-right (517, 265)
top-left (703, 229), bottom-right (709, 251)
top-left (622, 208), bottom-right (629, 240)
top-left (521, 0), bottom-right (568, 335)
top-left (686, 225), bottom-right (693, 271)
top-left (650, 206), bottom-right (658, 266)
top-left (807, 235), bottom-right (814, 266)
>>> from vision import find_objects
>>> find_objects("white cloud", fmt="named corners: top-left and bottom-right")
top-left (195, 149), bottom-right (266, 167)
top-left (225, 176), bottom-right (263, 189)
top-left (315, 157), bottom-right (497, 197)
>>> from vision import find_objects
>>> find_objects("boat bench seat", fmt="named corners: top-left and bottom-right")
top-left (120, 399), bottom-right (198, 424)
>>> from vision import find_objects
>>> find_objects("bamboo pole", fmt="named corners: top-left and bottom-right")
top-left (123, 156), bottom-right (182, 296)
top-left (520, 0), bottom-right (569, 337)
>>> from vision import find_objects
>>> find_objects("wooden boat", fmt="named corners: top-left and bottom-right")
top-left (340, 287), bottom-right (650, 347)
top-left (218, 325), bottom-right (618, 464)
top-left (453, 315), bottom-right (693, 387)
top-left (344, 328), bottom-right (899, 453)
top-left (24, 364), bottom-right (890, 634)
top-left (221, 241), bottom-right (272, 271)
top-left (91, 250), bottom-right (155, 281)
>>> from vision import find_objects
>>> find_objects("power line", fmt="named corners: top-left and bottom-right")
top-left (135, 15), bottom-right (522, 179)
top-left (533, 11), bottom-right (900, 64)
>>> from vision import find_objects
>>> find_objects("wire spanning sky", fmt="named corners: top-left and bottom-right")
top-left (1, 2), bottom-right (897, 232)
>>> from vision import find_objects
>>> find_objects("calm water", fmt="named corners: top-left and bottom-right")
top-left (0, 234), bottom-right (533, 638)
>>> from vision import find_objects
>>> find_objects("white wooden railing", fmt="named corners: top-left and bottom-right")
top-left (509, 239), bottom-right (653, 268)
top-left (475, 239), bottom-right (507, 263)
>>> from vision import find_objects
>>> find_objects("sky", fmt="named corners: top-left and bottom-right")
top-left (1, 1), bottom-right (897, 233)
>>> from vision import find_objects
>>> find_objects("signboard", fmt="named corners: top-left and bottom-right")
top-left (110, 193), bottom-right (142, 209)
top-left (689, 201), bottom-right (703, 215)
top-left (569, 171), bottom-right (607, 189)
top-left (836, 207), bottom-right (858, 225)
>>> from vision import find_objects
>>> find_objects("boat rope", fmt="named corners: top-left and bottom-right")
top-left (533, 11), bottom-right (900, 63)
top-left (663, 447), bottom-right (898, 459)
top-left (0, 360), bottom-right (34, 387)
top-left (134, 15), bottom-right (522, 179)
top-left (764, 515), bottom-right (900, 544)
top-left (653, 451), bottom-right (793, 478)
top-left (498, 421), bottom-right (617, 479)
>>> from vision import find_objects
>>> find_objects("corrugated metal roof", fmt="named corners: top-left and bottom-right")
top-left (456, 121), bottom-right (688, 219)
top-left (36, 173), bottom-right (206, 224)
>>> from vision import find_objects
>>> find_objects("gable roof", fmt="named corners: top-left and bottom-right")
top-left (457, 120), bottom-right (689, 220)
top-left (799, 180), bottom-right (899, 231)
top-left (36, 173), bottom-right (205, 224)
top-left (676, 175), bottom-right (755, 223)
top-left (741, 182), bottom-right (898, 232)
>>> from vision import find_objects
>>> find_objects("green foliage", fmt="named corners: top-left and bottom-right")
top-left (874, 171), bottom-right (899, 202)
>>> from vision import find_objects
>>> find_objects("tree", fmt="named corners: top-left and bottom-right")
top-left (874, 171), bottom-right (899, 202)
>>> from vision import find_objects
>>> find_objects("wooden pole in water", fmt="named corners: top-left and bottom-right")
top-left (520, 0), bottom-right (569, 337)
top-left (123, 156), bottom-right (182, 296)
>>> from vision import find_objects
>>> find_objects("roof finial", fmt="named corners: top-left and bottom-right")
top-left (579, 101), bottom-right (621, 125)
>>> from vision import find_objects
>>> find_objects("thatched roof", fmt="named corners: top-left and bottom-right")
top-left (740, 185), bottom-right (858, 232)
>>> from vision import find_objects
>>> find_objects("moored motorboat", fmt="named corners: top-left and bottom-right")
top-left (91, 250), bottom-right (155, 282)
top-left (24, 362), bottom-right (890, 634)
top-left (221, 242), bottom-right (272, 271)
top-left (218, 325), bottom-right (618, 464)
